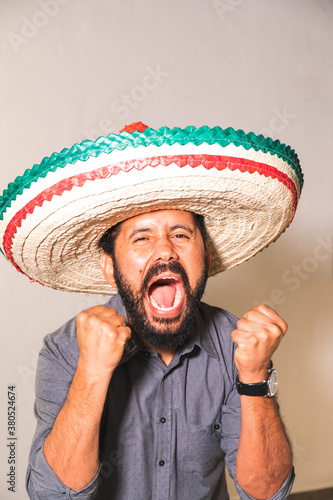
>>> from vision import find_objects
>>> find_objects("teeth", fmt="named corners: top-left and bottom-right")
top-left (149, 285), bottom-right (182, 312)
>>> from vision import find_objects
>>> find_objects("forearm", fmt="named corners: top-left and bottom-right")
top-left (44, 357), bottom-right (112, 491)
top-left (235, 395), bottom-right (293, 499)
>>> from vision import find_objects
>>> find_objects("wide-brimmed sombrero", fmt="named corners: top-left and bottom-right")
top-left (0, 122), bottom-right (303, 295)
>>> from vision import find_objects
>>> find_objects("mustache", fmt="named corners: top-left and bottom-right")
top-left (141, 261), bottom-right (190, 296)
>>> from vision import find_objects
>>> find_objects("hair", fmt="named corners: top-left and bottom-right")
top-left (98, 220), bottom-right (124, 258)
top-left (98, 212), bottom-right (208, 259)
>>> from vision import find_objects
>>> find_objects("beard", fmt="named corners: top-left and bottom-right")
top-left (112, 258), bottom-right (209, 351)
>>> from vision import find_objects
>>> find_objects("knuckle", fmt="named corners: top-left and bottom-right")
top-left (231, 331), bottom-right (238, 343)
top-left (77, 310), bottom-right (90, 325)
top-left (260, 328), bottom-right (275, 346)
top-left (270, 324), bottom-right (282, 337)
top-left (89, 305), bottom-right (106, 315)
top-left (281, 319), bottom-right (288, 333)
top-left (258, 304), bottom-right (272, 314)
top-left (107, 307), bottom-right (117, 315)
top-left (237, 318), bottom-right (246, 329)
top-left (116, 314), bottom-right (126, 325)
top-left (261, 327), bottom-right (270, 339)
top-left (248, 335), bottom-right (259, 347)
top-left (106, 329), bottom-right (118, 342)
top-left (249, 305), bottom-right (260, 313)
top-left (119, 326), bottom-right (131, 340)
top-left (88, 314), bottom-right (102, 328)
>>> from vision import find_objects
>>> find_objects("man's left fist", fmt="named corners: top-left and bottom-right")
top-left (231, 305), bottom-right (288, 384)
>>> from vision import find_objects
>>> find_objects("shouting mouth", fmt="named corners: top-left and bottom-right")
top-left (146, 275), bottom-right (185, 317)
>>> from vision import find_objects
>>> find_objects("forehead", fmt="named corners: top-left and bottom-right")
top-left (120, 209), bottom-right (196, 233)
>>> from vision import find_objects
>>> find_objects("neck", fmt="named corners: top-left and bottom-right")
top-left (130, 325), bottom-right (181, 366)
top-left (142, 339), bottom-right (177, 366)
top-left (156, 348), bottom-right (177, 366)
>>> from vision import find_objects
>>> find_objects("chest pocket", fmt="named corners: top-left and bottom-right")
top-left (183, 422), bottom-right (224, 477)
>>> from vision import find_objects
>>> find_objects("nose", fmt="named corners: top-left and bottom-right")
top-left (152, 236), bottom-right (179, 262)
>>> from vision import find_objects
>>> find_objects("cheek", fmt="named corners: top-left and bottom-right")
top-left (186, 251), bottom-right (207, 282)
top-left (123, 253), bottom-right (149, 280)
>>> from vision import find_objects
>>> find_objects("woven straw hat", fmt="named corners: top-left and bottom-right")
top-left (0, 122), bottom-right (303, 295)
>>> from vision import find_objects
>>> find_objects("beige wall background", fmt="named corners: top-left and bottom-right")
top-left (0, 0), bottom-right (332, 498)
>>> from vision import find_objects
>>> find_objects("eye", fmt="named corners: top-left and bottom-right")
top-left (133, 236), bottom-right (149, 243)
top-left (174, 233), bottom-right (189, 239)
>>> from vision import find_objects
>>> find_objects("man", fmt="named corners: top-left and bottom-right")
top-left (0, 122), bottom-right (303, 499)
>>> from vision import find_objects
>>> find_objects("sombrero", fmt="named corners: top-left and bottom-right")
top-left (0, 122), bottom-right (303, 295)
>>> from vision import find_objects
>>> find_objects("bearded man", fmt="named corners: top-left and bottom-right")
top-left (0, 123), bottom-right (303, 499)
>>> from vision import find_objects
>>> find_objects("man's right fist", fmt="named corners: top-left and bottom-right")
top-left (76, 305), bottom-right (132, 377)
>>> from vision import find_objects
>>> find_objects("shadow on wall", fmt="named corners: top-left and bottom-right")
top-left (204, 227), bottom-right (333, 493)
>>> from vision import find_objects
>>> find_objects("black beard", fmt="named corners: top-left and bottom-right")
top-left (112, 259), bottom-right (208, 351)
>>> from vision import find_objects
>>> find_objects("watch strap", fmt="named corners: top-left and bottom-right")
top-left (236, 362), bottom-right (275, 397)
top-left (236, 376), bottom-right (269, 396)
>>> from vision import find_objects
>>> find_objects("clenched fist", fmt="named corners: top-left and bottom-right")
top-left (231, 305), bottom-right (287, 384)
top-left (76, 305), bottom-right (132, 378)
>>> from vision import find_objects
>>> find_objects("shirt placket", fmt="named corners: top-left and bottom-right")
top-left (152, 369), bottom-right (173, 500)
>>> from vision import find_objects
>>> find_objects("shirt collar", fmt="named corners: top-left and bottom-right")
top-left (104, 295), bottom-right (220, 364)
top-left (179, 305), bottom-right (220, 360)
top-left (103, 295), bottom-right (142, 365)
top-left (197, 306), bottom-right (220, 359)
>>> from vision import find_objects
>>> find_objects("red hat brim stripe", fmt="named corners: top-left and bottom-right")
top-left (3, 154), bottom-right (297, 279)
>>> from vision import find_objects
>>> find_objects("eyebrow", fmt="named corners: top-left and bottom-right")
top-left (128, 224), bottom-right (194, 240)
top-left (169, 224), bottom-right (194, 234)
top-left (128, 228), bottom-right (153, 239)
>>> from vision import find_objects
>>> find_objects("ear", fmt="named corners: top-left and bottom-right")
top-left (100, 252), bottom-right (117, 288)
top-left (205, 245), bottom-right (211, 273)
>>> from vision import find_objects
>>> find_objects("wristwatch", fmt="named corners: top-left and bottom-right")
top-left (236, 365), bottom-right (278, 398)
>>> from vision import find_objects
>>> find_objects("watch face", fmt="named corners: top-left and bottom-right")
top-left (268, 369), bottom-right (278, 396)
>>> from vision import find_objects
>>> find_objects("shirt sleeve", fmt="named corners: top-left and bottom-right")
top-left (26, 447), bottom-right (100, 500)
top-left (26, 322), bottom-right (100, 499)
top-left (234, 468), bottom-right (295, 500)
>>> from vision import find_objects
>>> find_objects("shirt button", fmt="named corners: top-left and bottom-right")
top-left (160, 417), bottom-right (166, 424)
top-left (159, 460), bottom-right (165, 466)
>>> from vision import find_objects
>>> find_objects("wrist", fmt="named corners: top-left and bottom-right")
top-left (236, 360), bottom-right (273, 384)
top-left (236, 369), bottom-right (269, 384)
top-left (77, 355), bottom-right (115, 384)
top-left (67, 358), bottom-right (113, 414)
top-left (236, 363), bottom-right (278, 398)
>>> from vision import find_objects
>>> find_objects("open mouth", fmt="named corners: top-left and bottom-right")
top-left (147, 276), bottom-right (185, 315)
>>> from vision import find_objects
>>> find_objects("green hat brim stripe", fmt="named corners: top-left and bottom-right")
top-left (0, 126), bottom-right (303, 222)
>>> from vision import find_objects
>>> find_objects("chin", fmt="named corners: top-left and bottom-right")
top-left (150, 316), bottom-right (183, 334)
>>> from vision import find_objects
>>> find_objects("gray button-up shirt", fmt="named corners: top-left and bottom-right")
top-left (26, 295), bottom-right (294, 499)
